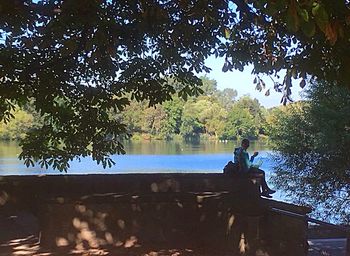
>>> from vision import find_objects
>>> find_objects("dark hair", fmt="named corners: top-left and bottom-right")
top-left (241, 138), bottom-right (250, 146)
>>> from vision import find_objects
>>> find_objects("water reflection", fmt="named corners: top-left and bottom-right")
top-left (0, 141), bottom-right (22, 158)
top-left (122, 140), bottom-right (268, 155)
top-left (0, 140), bottom-right (288, 202)
top-left (0, 140), bottom-right (271, 176)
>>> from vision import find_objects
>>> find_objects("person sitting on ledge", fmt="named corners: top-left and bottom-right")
top-left (234, 138), bottom-right (276, 198)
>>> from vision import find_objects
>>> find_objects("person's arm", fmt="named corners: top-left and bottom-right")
top-left (233, 148), bottom-right (239, 163)
top-left (250, 152), bottom-right (259, 162)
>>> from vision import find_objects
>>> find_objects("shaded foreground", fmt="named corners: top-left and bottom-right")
top-left (0, 174), bottom-right (311, 255)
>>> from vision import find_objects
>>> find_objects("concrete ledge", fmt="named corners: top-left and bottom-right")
top-left (0, 174), bottom-right (311, 256)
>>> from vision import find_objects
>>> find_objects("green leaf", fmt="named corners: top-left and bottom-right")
top-left (224, 28), bottom-right (231, 40)
top-left (311, 2), bottom-right (320, 17)
top-left (265, 3), bottom-right (278, 16)
top-left (255, 81), bottom-right (262, 92)
top-left (312, 3), bottom-right (329, 32)
top-left (286, 7), bottom-right (300, 32)
top-left (222, 62), bottom-right (229, 72)
top-left (301, 20), bottom-right (316, 37)
top-left (298, 8), bottom-right (309, 22)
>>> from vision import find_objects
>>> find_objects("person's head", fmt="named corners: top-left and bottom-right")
top-left (241, 138), bottom-right (250, 149)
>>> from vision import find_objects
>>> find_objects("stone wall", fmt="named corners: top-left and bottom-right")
top-left (0, 174), bottom-right (311, 255)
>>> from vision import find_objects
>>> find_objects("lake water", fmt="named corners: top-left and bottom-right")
top-left (0, 140), bottom-right (274, 175)
top-left (1, 141), bottom-right (343, 232)
top-left (0, 140), bottom-right (290, 202)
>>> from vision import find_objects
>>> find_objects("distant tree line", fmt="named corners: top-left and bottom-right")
top-left (0, 76), bottom-right (274, 142)
top-left (119, 76), bottom-right (269, 141)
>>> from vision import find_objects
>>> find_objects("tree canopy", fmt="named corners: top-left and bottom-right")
top-left (1, 0), bottom-right (350, 170)
top-left (1, 0), bottom-right (228, 170)
top-left (221, 0), bottom-right (350, 99)
top-left (267, 81), bottom-right (350, 222)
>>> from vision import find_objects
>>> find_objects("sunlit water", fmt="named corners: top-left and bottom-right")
top-left (0, 140), bottom-right (271, 174)
top-left (0, 140), bottom-right (288, 201)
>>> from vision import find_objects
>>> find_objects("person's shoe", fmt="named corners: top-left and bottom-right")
top-left (266, 188), bottom-right (276, 194)
top-left (261, 191), bottom-right (272, 198)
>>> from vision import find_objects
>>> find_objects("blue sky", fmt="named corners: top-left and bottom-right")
top-left (1, 30), bottom-right (304, 109)
top-left (203, 55), bottom-right (306, 108)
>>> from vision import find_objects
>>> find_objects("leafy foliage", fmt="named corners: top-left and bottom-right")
top-left (224, 104), bottom-right (257, 140)
top-left (223, 96), bottom-right (265, 140)
top-left (267, 81), bottom-right (350, 222)
top-left (0, 109), bottom-right (34, 140)
top-left (0, 0), bottom-right (228, 171)
top-left (0, 77), bottom-right (252, 144)
top-left (161, 97), bottom-right (183, 138)
top-left (2, 0), bottom-right (350, 170)
top-left (220, 0), bottom-right (350, 104)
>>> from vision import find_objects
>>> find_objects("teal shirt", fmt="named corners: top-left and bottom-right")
top-left (233, 147), bottom-right (252, 172)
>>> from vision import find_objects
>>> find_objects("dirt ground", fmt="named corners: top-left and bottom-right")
top-left (1, 210), bottom-right (345, 256)
top-left (0, 210), bottom-right (230, 256)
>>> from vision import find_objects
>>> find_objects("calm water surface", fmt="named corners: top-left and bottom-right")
top-left (1, 142), bottom-right (341, 224)
top-left (0, 140), bottom-right (290, 202)
top-left (0, 140), bottom-right (274, 175)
